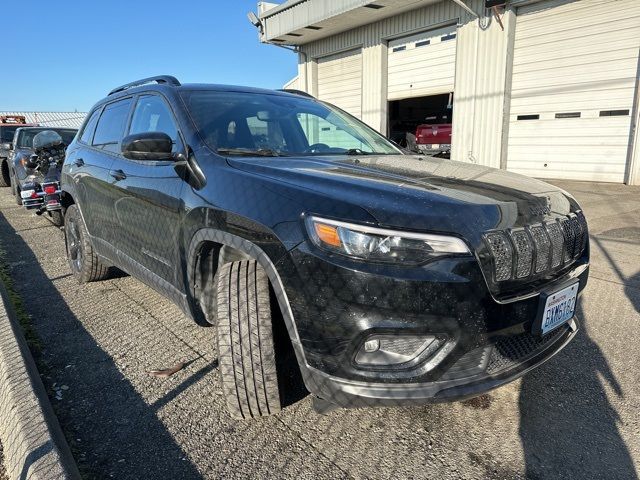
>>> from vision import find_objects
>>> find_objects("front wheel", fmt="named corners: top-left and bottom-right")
top-left (64, 204), bottom-right (109, 283)
top-left (216, 260), bottom-right (282, 419)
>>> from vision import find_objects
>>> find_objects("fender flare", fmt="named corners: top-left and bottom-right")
top-left (187, 228), bottom-right (310, 370)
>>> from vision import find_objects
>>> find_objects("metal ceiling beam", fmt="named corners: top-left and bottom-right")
top-left (450, 0), bottom-right (480, 17)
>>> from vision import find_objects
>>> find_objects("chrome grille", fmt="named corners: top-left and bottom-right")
top-left (485, 232), bottom-right (513, 281)
top-left (576, 210), bottom-right (588, 253)
top-left (530, 224), bottom-right (551, 273)
top-left (511, 230), bottom-right (533, 278)
top-left (546, 221), bottom-right (564, 268)
top-left (483, 211), bottom-right (588, 283)
top-left (560, 216), bottom-right (577, 263)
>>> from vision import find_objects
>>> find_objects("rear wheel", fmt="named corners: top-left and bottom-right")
top-left (50, 210), bottom-right (63, 227)
top-left (0, 160), bottom-right (9, 187)
top-left (14, 180), bottom-right (21, 206)
top-left (215, 259), bottom-right (282, 419)
top-left (64, 204), bottom-right (109, 283)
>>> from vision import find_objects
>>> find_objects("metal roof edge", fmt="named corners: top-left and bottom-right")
top-left (259, 0), bottom-right (308, 19)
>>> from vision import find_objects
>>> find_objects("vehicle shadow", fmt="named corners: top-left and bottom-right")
top-left (0, 211), bottom-right (203, 479)
top-left (518, 299), bottom-right (637, 480)
top-left (625, 270), bottom-right (640, 314)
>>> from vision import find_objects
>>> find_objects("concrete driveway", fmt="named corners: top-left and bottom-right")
top-left (0, 180), bottom-right (638, 479)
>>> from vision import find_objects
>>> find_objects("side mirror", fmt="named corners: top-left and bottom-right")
top-left (1, 142), bottom-right (11, 150)
top-left (121, 132), bottom-right (173, 160)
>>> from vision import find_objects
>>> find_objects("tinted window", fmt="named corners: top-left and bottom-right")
top-left (80, 109), bottom-right (101, 144)
top-left (59, 129), bottom-right (78, 145)
top-left (1, 126), bottom-right (20, 142)
top-left (92, 99), bottom-right (133, 153)
top-left (129, 95), bottom-right (178, 145)
top-left (181, 90), bottom-right (400, 156)
top-left (17, 128), bottom-right (77, 148)
top-left (245, 116), bottom-right (287, 151)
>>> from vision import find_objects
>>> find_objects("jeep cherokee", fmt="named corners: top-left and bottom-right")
top-left (60, 75), bottom-right (589, 419)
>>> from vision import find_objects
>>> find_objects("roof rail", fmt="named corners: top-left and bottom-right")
top-left (108, 75), bottom-right (181, 96)
top-left (277, 89), bottom-right (315, 98)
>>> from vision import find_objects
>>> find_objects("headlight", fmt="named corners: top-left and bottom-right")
top-left (304, 215), bottom-right (470, 265)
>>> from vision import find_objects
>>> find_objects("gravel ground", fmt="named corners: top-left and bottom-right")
top-left (0, 181), bottom-right (638, 479)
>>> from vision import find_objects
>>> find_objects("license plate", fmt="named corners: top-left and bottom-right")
top-left (21, 190), bottom-right (35, 199)
top-left (540, 283), bottom-right (579, 334)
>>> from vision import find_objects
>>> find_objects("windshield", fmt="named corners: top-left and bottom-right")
top-left (16, 129), bottom-right (77, 149)
top-left (181, 90), bottom-right (401, 156)
top-left (0, 126), bottom-right (20, 143)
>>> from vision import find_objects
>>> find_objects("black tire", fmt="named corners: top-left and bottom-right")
top-left (0, 160), bottom-right (9, 187)
top-left (50, 210), bottom-right (64, 227)
top-left (216, 260), bottom-right (282, 419)
top-left (13, 178), bottom-right (22, 206)
top-left (64, 204), bottom-right (109, 283)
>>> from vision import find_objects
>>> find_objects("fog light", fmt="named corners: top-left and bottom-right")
top-left (363, 339), bottom-right (380, 353)
top-left (355, 335), bottom-right (443, 367)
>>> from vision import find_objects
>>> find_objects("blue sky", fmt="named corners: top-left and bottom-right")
top-left (0, 0), bottom-right (296, 112)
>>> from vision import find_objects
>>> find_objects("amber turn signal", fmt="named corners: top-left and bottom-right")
top-left (314, 222), bottom-right (341, 247)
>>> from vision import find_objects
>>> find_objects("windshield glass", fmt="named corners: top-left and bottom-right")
top-left (0, 126), bottom-right (20, 143)
top-left (16, 129), bottom-right (77, 149)
top-left (181, 90), bottom-right (401, 156)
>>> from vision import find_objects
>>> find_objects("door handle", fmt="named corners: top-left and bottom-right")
top-left (110, 169), bottom-right (127, 181)
top-left (74, 158), bottom-right (84, 167)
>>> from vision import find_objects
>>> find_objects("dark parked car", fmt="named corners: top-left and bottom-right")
top-left (0, 115), bottom-right (38, 187)
top-left (61, 76), bottom-right (589, 419)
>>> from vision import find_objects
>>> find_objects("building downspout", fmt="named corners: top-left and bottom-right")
top-left (269, 43), bottom-right (309, 93)
top-left (250, 10), bottom-right (309, 93)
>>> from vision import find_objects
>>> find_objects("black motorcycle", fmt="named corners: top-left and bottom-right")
top-left (19, 130), bottom-right (66, 226)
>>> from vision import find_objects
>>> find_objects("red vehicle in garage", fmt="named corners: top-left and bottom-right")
top-left (415, 118), bottom-right (452, 157)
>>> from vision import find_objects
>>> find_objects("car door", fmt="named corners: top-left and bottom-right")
top-left (107, 93), bottom-right (186, 289)
top-left (66, 99), bottom-right (133, 250)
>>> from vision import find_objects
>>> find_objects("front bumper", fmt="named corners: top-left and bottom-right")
top-left (278, 241), bottom-right (588, 406)
top-left (305, 318), bottom-right (578, 407)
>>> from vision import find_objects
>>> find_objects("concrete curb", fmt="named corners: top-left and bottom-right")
top-left (0, 280), bottom-right (81, 480)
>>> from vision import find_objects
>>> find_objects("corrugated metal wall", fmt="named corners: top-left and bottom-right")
top-left (506, 0), bottom-right (640, 183)
top-left (297, 0), bottom-right (511, 169)
top-left (0, 112), bottom-right (86, 129)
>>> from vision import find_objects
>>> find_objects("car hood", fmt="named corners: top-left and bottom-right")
top-left (227, 154), bottom-right (578, 244)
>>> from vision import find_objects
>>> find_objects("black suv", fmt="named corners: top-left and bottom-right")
top-left (61, 76), bottom-right (589, 419)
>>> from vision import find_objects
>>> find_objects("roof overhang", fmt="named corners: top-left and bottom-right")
top-left (257, 0), bottom-right (445, 45)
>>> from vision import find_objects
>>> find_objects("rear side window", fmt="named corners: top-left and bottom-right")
top-left (92, 98), bottom-right (133, 153)
top-left (80, 109), bottom-right (101, 144)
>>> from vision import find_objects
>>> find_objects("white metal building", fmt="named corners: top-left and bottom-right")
top-left (0, 111), bottom-right (87, 129)
top-left (256, 0), bottom-right (640, 184)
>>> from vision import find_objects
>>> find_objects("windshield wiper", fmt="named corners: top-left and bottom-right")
top-left (345, 148), bottom-right (370, 156)
top-left (216, 148), bottom-right (288, 157)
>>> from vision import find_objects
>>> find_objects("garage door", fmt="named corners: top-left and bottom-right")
top-left (317, 48), bottom-right (362, 118)
top-left (507, 0), bottom-right (640, 182)
top-left (387, 24), bottom-right (457, 101)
